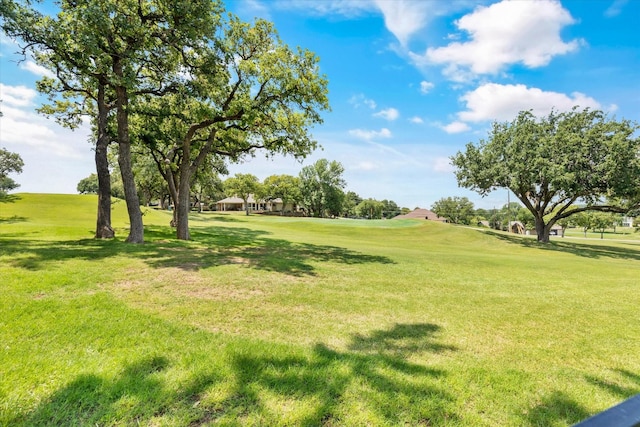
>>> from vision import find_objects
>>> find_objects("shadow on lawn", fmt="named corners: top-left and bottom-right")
top-left (0, 215), bottom-right (27, 224)
top-left (524, 391), bottom-right (592, 426)
top-left (0, 224), bottom-right (394, 276)
top-left (585, 368), bottom-right (640, 399)
top-left (486, 231), bottom-right (640, 261)
top-left (0, 194), bottom-right (21, 203)
top-left (525, 369), bottom-right (640, 426)
top-left (10, 355), bottom-right (224, 426)
top-left (223, 324), bottom-right (457, 425)
top-left (14, 323), bottom-right (457, 426)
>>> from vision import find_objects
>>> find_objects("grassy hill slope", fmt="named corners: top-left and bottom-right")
top-left (1, 194), bottom-right (640, 426)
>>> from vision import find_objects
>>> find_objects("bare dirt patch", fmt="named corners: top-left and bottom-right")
top-left (109, 267), bottom-right (269, 302)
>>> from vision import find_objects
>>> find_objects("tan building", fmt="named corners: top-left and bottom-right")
top-left (393, 208), bottom-right (448, 222)
top-left (215, 195), bottom-right (295, 213)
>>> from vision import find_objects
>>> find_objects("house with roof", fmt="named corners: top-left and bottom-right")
top-left (392, 208), bottom-right (448, 222)
top-left (215, 194), bottom-right (295, 213)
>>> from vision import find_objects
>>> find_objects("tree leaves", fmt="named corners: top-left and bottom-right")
top-left (452, 108), bottom-right (640, 242)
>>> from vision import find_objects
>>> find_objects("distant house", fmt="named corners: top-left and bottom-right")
top-left (622, 217), bottom-right (634, 228)
top-left (393, 208), bottom-right (448, 222)
top-left (548, 224), bottom-right (563, 236)
top-left (215, 194), bottom-right (295, 213)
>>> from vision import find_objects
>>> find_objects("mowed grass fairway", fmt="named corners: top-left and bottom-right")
top-left (2, 194), bottom-right (640, 426)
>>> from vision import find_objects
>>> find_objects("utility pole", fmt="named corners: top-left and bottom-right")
top-left (507, 190), bottom-right (511, 233)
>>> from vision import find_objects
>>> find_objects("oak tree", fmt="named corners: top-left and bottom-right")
top-left (452, 108), bottom-right (640, 243)
top-left (1, 0), bottom-right (221, 242)
top-left (224, 174), bottom-right (261, 216)
top-left (0, 147), bottom-right (24, 200)
top-left (299, 159), bottom-right (346, 218)
top-left (431, 196), bottom-right (475, 225)
top-left (135, 17), bottom-right (329, 239)
top-left (262, 174), bottom-right (301, 215)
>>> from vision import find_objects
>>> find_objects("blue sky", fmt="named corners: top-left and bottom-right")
top-left (1, 0), bottom-right (639, 209)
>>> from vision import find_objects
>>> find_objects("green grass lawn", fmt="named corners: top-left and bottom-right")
top-left (2, 194), bottom-right (640, 426)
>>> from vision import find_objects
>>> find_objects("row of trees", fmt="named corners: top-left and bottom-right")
top-left (225, 161), bottom-right (406, 219)
top-left (432, 196), bottom-right (638, 238)
top-left (77, 157), bottom-right (407, 220)
top-left (2, 0), bottom-right (329, 241)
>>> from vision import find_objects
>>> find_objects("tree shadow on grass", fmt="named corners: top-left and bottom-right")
top-left (11, 355), bottom-right (223, 426)
top-left (0, 194), bottom-right (21, 203)
top-left (13, 323), bottom-right (458, 426)
top-left (201, 322), bottom-right (458, 425)
top-left (485, 230), bottom-right (640, 261)
top-left (523, 391), bottom-right (592, 426)
top-left (585, 368), bottom-right (640, 399)
top-left (348, 323), bottom-right (458, 358)
top-left (525, 369), bottom-right (640, 426)
top-left (0, 224), bottom-right (395, 276)
top-left (0, 215), bottom-right (27, 224)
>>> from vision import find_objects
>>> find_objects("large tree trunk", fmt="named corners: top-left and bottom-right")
top-left (534, 217), bottom-right (551, 243)
top-left (94, 83), bottom-right (114, 239)
top-left (176, 170), bottom-right (192, 240)
top-left (118, 139), bottom-right (144, 243)
top-left (115, 76), bottom-right (144, 243)
top-left (165, 168), bottom-right (179, 228)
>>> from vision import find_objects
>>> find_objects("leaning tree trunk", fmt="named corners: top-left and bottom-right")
top-left (94, 82), bottom-right (114, 239)
top-left (115, 76), bottom-right (144, 243)
top-left (164, 168), bottom-right (179, 228)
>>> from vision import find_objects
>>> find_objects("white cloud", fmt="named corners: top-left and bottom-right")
top-left (1, 83), bottom-right (37, 107)
top-left (276, 0), bottom-right (467, 48)
top-left (19, 61), bottom-right (55, 78)
top-left (433, 157), bottom-right (455, 173)
top-left (605, 0), bottom-right (628, 17)
top-left (240, 0), bottom-right (272, 19)
top-left (275, 0), bottom-right (374, 17)
top-left (457, 83), bottom-right (601, 123)
top-left (0, 84), bottom-right (91, 159)
top-left (409, 116), bottom-right (424, 124)
top-left (419, 80), bottom-right (434, 94)
top-left (349, 93), bottom-right (377, 109)
top-left (415, 0), bottom-right (580, 80)
top-left (373, 107), bottom-right (399, 121)
top-left (442, 121), bottom-right (471, 134)
top-left (348, 127), bottom-right (392, 141)
top-left (373, 0), bottom-right (430, 46)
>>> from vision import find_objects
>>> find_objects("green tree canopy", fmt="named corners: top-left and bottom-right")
top-left (342, 191), bottom-right (362, 218)
top-left (590, 212), bottom-right (614, 239)
top-left (1, 0), bottom-right (221, 241)
top-left (381, 199), bottom-right (400, 219)
top-left (224, 173), bottom-right (260, 216)
top-left (262, 175), bottom-right (301, 215)
top-left (0, 147), bottom-right (24, 199)
top-left (356, 199), bottom-right (384, 219)
top-left (452, 108), bottom-right (640, 243)
top-left (431, 196), bottom-right (475, 225)
top-left (133, 16), bottom-right (329, 239)
top-left (299, 159), bottom-right (346, 218)
top-left (77, 174), bottom-right (99, 195)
